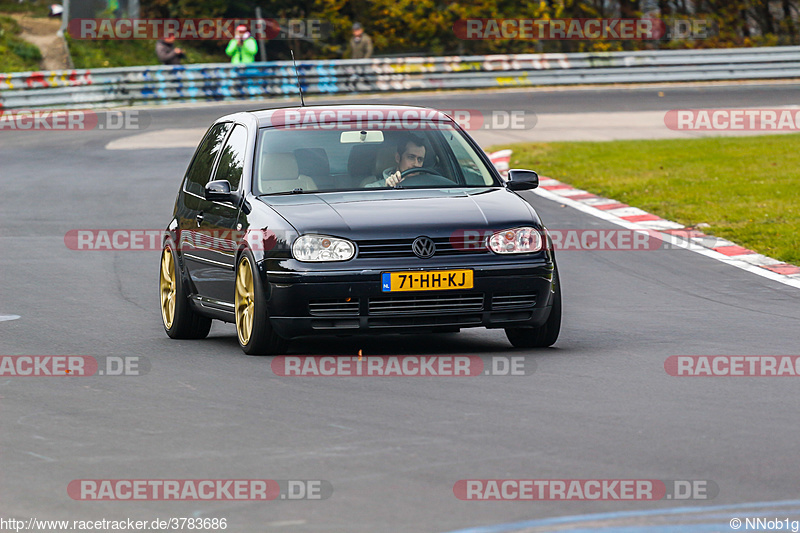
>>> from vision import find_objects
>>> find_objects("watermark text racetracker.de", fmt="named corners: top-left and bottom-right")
top-left (265, 107), bottom-right (537, 131)
top-left (665, 109), bottom-right (800, 131)
top-left (0, 110), bottom-right (149, 131)
top-left (665, 356), bottom-right (800, 377)
top-left (272, 355), bottom-right (531, 377)
top-left (453, 18), bottom-right (715, 40)
top-left (68, 18), bottom-right (331, 40)
top-left (68, 479), bottom-right (333, 500)
top-left (451, 229), bottom-right (703, 252)
top-left (454, 479), bottom-right (719, 500)
top-left (440, 109), bottom-right (536, 130)
top-left (64, 229), bottom-right (277, 252)
top-left (0, 355), bottom-right (149, 376)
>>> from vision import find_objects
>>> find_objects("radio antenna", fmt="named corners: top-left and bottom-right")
top-left (290, 50), bottom-right (305, 107)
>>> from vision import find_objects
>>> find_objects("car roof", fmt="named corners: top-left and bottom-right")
top-left (215, 104), bottom-right (456, 129)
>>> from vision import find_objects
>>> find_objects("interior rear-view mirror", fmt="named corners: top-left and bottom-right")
top-left (340, 130), bottom-right (385, 143)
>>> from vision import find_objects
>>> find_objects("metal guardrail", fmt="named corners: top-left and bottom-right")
top-left (1, 46), bottom-right (799, 110)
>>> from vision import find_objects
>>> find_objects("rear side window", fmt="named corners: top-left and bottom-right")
top-left (184, 122), bottom-right (231, 196)
top-left (213, 124), bottom-right (248, 191)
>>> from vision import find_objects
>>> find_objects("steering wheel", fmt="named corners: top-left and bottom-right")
top-left (396, 167), bottom-right (454, 187)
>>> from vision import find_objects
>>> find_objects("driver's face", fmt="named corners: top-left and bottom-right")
top-left (396, 144), bottom-right (425, 172)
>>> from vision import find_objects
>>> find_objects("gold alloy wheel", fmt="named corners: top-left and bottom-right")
top-left (235, 256), bottom-right (255, 346)
top-left (160, 247), bottom-right (176, 329)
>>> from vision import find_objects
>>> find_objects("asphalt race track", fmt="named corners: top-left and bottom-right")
top-left (1, 83), bottom-right (800, 532)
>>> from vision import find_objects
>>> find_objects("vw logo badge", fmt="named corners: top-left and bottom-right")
top-left (412, 236), bottom-right (436, 259)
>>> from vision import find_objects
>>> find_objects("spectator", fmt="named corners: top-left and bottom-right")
top-left (226, 25), bottom-right (258, 64)
top-left (156, 32), bottom-right (184, 65)
top-left (346, 22), bottom-right (373, 59)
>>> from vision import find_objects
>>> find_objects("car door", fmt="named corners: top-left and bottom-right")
top-left (193, 123), bottom-right (249, 304)
top-left (179, 122), bottom-right (231, 297)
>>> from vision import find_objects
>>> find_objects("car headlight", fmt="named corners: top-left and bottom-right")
top-left (488, 227), bottom-right (543, 254)
top-left (292, 235), bottom-right (356, 262)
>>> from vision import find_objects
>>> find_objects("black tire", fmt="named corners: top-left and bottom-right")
top-left (159, 242), bottom-right (212, 340)
top-left (505, 269), bottom-right (561, 348)
top-left (235, 249), bottom-right (287, 356)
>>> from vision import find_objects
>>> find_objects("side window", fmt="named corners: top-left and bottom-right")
top-left (184, 122), bottom-right (231, 196)
top-left (441, 130), bottom-right (494, 186)
top-left (213, 124), bottom-right (248, 190)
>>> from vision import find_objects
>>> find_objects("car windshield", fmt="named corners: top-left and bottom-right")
top-left (253, 122), bottom-right (498, 195)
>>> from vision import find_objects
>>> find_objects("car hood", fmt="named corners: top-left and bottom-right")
top-left (257, 188), bottom-right (541, 240)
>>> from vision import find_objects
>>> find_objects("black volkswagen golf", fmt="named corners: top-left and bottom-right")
top-left (159, 105), bottom-right (561, 355)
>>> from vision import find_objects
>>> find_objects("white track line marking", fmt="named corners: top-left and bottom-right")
top-left (532, 186), bottom-right (800, 290)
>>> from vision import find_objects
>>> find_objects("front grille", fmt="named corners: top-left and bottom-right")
top-left (492, 292), bottom-right (537, 310)
top-left (308, 298), bottom-right (360, 317)
top-left (357, 237), bottom-right (490, 259)
top-left (368, 293), bottom-right (484, 315)
top-left (308, 292), bottom-right (536, 324)
top-left (369, 314), bottom-right (482, 327)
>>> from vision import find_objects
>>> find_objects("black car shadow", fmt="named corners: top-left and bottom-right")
top-left (200, 321), bottom-right (539, 356)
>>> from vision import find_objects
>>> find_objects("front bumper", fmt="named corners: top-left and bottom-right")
top-left (261, 260), bottom-right (556, 339)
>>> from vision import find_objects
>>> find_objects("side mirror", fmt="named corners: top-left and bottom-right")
top-left (204, 180), bottom-right (234, 202)
top-left (506, 169), bottom-right (539, 190)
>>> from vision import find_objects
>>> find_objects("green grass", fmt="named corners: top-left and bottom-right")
top-left (67, 36), bottom-right (228, 69)
top-left (497, 135), bottom-right (800, 265)
top-left (0, 0), bottom-right (49, 16)
top-left (1, 0), bottom-right (226, 70)
top-left (0, 15), bottom-right (42, 72)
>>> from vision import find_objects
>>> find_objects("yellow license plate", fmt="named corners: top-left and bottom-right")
top-left (381, 270), bottom-right (473, 292)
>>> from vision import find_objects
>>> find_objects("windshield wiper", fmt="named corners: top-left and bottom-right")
top-left (257, 188), bottom-right (307, 197)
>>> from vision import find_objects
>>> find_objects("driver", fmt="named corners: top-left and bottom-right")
top-left (365, 134), bottom-right (426, 188)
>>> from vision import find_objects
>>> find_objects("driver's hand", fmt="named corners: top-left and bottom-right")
top-left (385, 170), bottom-right (403, 188)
